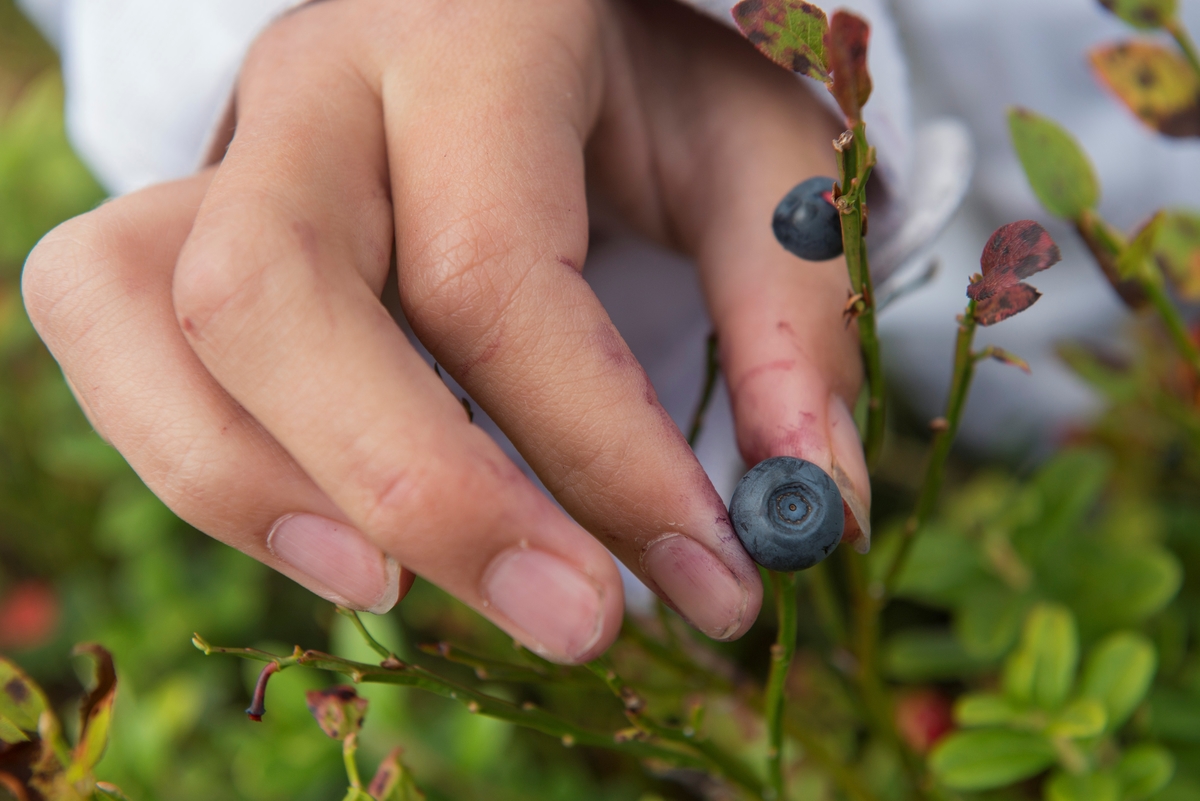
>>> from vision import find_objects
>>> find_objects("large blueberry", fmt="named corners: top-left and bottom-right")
top-left (729, 457), bottom-right (844, 572)
top-left (772, 176), bottom-right (843, 261)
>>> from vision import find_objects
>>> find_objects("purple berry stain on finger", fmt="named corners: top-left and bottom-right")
top-left (729, 457), bottom-right (843, 571)
top-left (772, 177), bottom-right (843, 262)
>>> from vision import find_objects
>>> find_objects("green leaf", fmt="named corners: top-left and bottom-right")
top-left (1045, 770), bottom-right (1120, 801)
top-left (95, 783), bottom-right (135, 801)
top-left (930, 729), bottom-right (1057, 791)
top-left (0, 713), bottom-right (29, 743)
top-left (1008, 108), bottom-right (1100, 220)
top-left (1045, 698), bottom-right (1107, 739)
top-left (883, 630), bottom-right (990, 682)
top-left (1090, 42), bottom-right (1200, 138)
top-left (1117, 744), bottom-right (1175, 799)
top-left (1068, 545), bottom-right (1182, 632)
top-left (0, 656), bottom-right (49, 733)
top-left (891, 524), bottom-right (987, 605)
top-left (1154, 208), bottom-right (1200, 300)
top-left (1098, 0), bottom-right (1178, 30)
top-left (1004, 603), bottom-right (1079, 710)
top-left (1117, 212), bottom-right (1165, 281)
top-left (1079, 632), bottom-right (1157, 731)
top-left (955, 694), bottom-right (1022, 727)
top-left (732, 0), bottom-right (829, 80)
top-left (956, 586), bottom-right (1026, 661)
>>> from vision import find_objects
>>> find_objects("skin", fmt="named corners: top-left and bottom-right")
top-left (20, 0), bottom-right (865, 663)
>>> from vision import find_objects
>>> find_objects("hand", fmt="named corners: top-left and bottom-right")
top-left (22, 0), bottom-right (866, 663)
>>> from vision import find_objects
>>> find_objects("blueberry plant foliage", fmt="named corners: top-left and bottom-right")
top-left (5, 1), bottom-right (1200, 801)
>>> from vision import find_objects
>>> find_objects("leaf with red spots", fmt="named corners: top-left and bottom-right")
top-left (969, 221), bottom-right (1062, 303)
top-left (1090, 41), bottom-right (1200, 137)
top-left (976, 284), bottom-right (1043, 327)
top-left (824, 11), bottom-right (872, 123)
top-left (1155, 208), bottom-right (1200, 299)
top-left (732, 0), bottom-right (829, 81)
top-left (306, 685), bottom-right (368, 740)
top-left (369, 748), bottom-right (427, 801)
top-left (1098, 0), bottom-right (1177, 30)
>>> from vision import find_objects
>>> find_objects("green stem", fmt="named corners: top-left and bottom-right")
top-left (337, 607), bottom-right (401, 663)
top-left (765, 571), bottom-right (799, 801)
top-left (688, 331), bottom-right (721, 448)
top-left (343, 732), bottom-right (364, 790)
top-left (1167, 17), bottom-right (1200, 78)
top-left (196, 639), bottom-right (722, 779)
top-left (1142, 274), bottom-right (1200, 376)
top-left (836, 124), bottom-right (885, 468)
top-left (883, 300), bottom-right (979, 595)
top-left (585, 659), bottom-right (767, 800)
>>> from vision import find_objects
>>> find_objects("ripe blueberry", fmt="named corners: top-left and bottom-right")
top-left (729, 457), bottom-right (843, 572)
top-left (772, 176), bottom-right (843, 261)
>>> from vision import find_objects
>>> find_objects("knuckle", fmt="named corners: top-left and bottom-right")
top-left (402, 208), bottom-right (520, 326)
top-left (172, 237), bottom-right (264, 343)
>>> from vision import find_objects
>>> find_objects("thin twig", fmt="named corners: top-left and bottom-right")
top-left (835, 125), bottom-right (886, 468)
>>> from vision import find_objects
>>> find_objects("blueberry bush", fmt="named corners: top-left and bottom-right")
top-left (3, 0), bottom-right (1200, 800)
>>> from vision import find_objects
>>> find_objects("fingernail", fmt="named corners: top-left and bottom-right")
top-left (268, 514), bottom-right (401, 614)
top-left (827, 395), bottom-right (872, 553)
top-left (641, 533), bottom-right (748, 640)
top-left (483, 547), bottom-right (605, 663)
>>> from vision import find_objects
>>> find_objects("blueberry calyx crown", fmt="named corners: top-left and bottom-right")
top-left (729, 456), bottom-right (844, 572)
top-left (772, 176), bottom-right (844, 262)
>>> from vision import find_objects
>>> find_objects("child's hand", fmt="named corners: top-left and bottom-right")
top-left (22, 0), bottom-right (866, 662)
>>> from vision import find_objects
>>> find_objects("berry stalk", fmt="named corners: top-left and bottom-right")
top-left (764, 569), bottom-right (799, 801)
top-left (834, 124), bottom-right (885, 468)
top-left (884, 299), bottom-right (979, 595)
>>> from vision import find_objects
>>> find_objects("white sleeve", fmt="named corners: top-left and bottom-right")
top-left (17, 0), bottom-right (294, 195)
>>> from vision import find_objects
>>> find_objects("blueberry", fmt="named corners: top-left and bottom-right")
top-left (772, 176), bottom-right (843, 261)
top-left (729, 457), bottom-right (844, 572)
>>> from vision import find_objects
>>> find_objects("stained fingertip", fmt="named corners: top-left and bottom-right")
top-left (827, 394), bottom-right (872, 552)
top-left (641, 533), bottom-right (754, 641)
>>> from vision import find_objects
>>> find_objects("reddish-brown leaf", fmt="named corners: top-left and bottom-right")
top-left (732, 0), bottom-right (830, 80)
top-left (969, 220), bottom-right (1062, 302)
top-left (976, 284), bottom-right (1043, 326)
top-left (1090, 41), bottom-right (1200, 137)
top-left (824, 11), bottom-right (872, 122)
top-left (306, 685), bottom-right (368, 740)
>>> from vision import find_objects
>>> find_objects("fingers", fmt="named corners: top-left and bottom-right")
top-left (381, 2), bottom-right (762, 639)
top-left (172, 10), bottom-right (623, 662)
top-left (21, 171), bottom-right (411, 613)
top-left (619, 1), bottom-right (872, 547)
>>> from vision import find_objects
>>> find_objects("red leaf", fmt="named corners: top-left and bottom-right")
top-left (824, 11), bottom-right (872, 122)
top-left (968, 220), bottom-right (1061, 302)
top-left (976, 283), bottom-right (1043, 326)
top-left (732, 0), bottom-right (830, 80)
